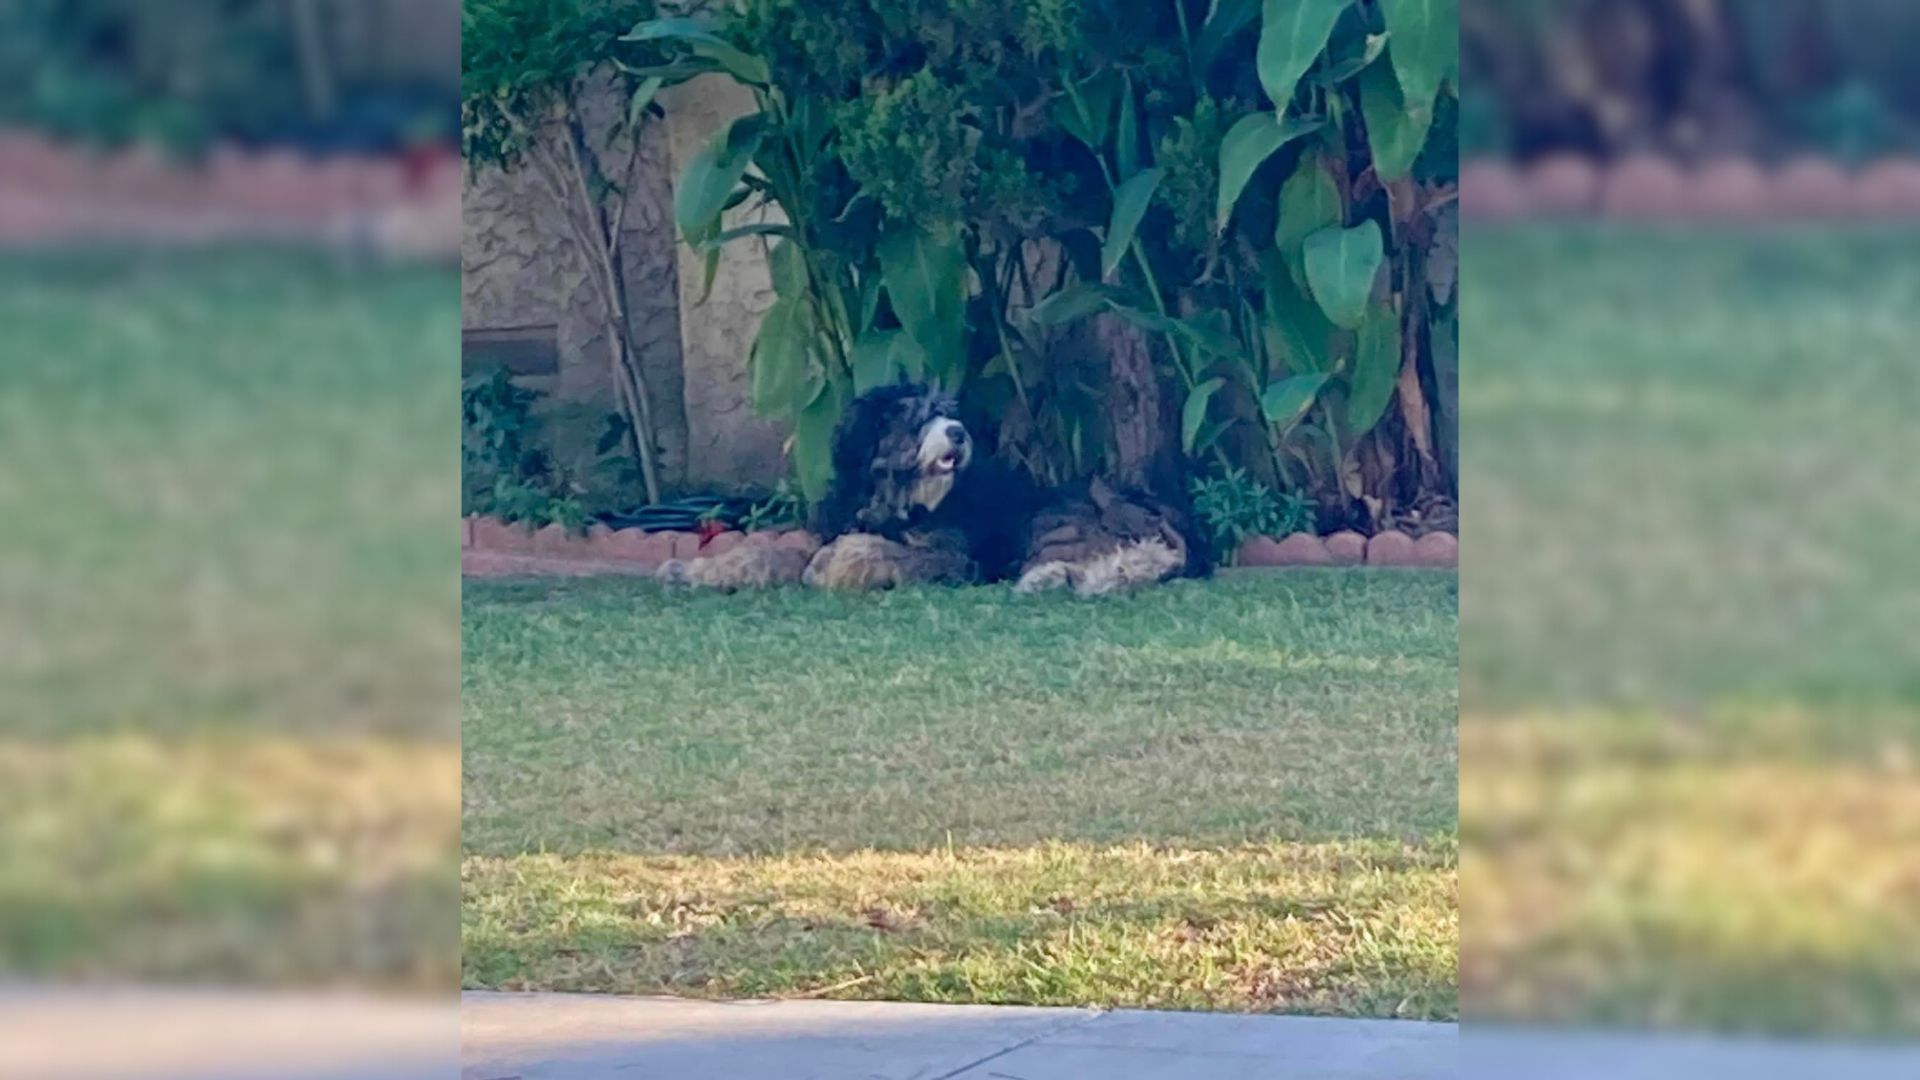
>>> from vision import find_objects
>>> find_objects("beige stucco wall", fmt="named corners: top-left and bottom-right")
top-left (658, 75), bottom-right (789, 489)
top-left (461, 75), bottom-right (788, 495)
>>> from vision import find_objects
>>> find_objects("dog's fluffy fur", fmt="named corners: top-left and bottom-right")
top-left (658, 544), bottom-right (813, 591)
top-left (659, 382), bottom-right (1207, 594)
top-left (802, 532), bottom-right (973, 590)
top-left (1007, 477), bottom-right (1195, 597)
top-left (1014, 538), bottom-right (1185, 597)
top-left (813, 383), bottom-right (974, 539)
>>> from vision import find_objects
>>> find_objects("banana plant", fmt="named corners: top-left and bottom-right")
top-left (1208, 0), bottom-right (1458, 511)
top-left (626, 14), bottom-right (971, 504)
top-left (625, 0), bottom-right (1458, 520)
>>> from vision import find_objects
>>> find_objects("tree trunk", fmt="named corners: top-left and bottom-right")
top-left (1094, 312), bottom-right (1185, 502)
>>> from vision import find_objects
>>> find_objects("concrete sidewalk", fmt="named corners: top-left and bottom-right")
top-left (460, 992), bottom-right (1457, 1079)
top-left (463, 992), bottom-right (1920, 1079)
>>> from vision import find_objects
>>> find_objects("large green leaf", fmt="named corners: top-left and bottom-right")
top-left (702, 222), bottom-right (796, 249)
top-left (1056, 228), bottom-right (1103, 284)
top-left (1358, 60), bottom-right (1434, 182)
top-left (626, 75), bottom-right (665, 129)
top-left (1428, 202), bottom-right (1458, 306)
top-left (1377, 0), bottom-right (1457, 109)
top-left (1260, 250), bottom-right (1335, 374)
top-left (696, 245), bottom-right (721, 303)
top-left (1102, 168), bottom-right (1163, 280)
top-left (1215, 114), bottom-right (1322, 233)
top-left (767, 237), bottom-right (808, 299)
top-left (1274, 152), bottom-right (1342, 283)
top-left (1192, 417), bottom-right (1231, 456)
top-left (792, 375), bottom-right (848, 503)
top-left (1176, 308), bottom-right (1243, 359)
top-left (878, 223), bottom-right (968, 385)
top-left (614, 58), bottom-right (720, 83)
top-left (1117, 73), bottom-right (1142, 177)
top-left (1302, 220), bottom-right (1383, 329)
top-left (748, 294), bottom-right (816, 415)
top-left (850, 329), bottom-right (925, 393)
top-left (1256, 0), bottom-right (1353, 112)
top-left (1027, 282), bottom-right (1124, 326)
top-left (675, 112), bottom-right (767, 241)
top-left (1346, 300), bottom-right (1401, 436)
top-left (1196, 0), bottom-right (1264, 72)
top-left (1054, 69), bottom-right (1122, 150)
top-left (850, 331), bottom-right (895, 394)
top-left (1430, 306), bottom-right (1458, 481)
top-left (1315, 30), bottom-right (1390, 86)
top-left (1261, 372), bottom-right (1330, 434)
top-left (856, 271), bottom-right (883, 332)
top-left (1182, 376), bottom-right (1227, 453)
top-left (1108, 304), bottom-right (1178, 337)
top-left (623, 17), bottom-right (769, 85)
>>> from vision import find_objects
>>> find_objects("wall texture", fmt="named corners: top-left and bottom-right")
top-left (658, 75), bottom-right (789, 490)
top-left (461, 75), bottom-right (785, 496)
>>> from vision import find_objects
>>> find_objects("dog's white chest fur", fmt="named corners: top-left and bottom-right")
top-left (910, 471), bottom-right (956, 511)
top-left (910, 418), bottom-right (968, 510)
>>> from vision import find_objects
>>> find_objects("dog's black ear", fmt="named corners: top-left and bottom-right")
top-left (813, 383), bottom-right (915, 539)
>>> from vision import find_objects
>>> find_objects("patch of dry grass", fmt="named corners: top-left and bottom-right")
top-left (0, 251), bottom-right (459, 985)
top-left (464, 837), bottom-right (1456, 1019)
top-left (0, 734), bottom-right (460, 986)
top-left (1462, 712), bottom-right (1920, 1035)
top-left (462, 573), bottom-right (1459, 858)
top-left (461, 571), bottom-right (1459, 1015)
top-left (1463, 227), bottom-right (1920, 1035)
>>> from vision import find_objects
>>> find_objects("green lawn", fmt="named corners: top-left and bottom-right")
top-left (0, 251), bottom-right (460, 986)
top-left (463, 572), bottom-right (1460, 1017)
top-left (0, 252), bottom-right (458, 740)
top-left (1463, 226), bottom-right (1920, 1036)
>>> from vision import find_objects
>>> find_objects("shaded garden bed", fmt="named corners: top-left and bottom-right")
top-left (1463, 154), bottom-right (1920, 221)
top-left (459, 515), bottom-right (1456, 576)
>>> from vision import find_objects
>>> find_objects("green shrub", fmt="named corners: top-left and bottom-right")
top-left (463, 0), bottom-right (676, 504)
top-left (638, 0), bottom-right (1458, 525)
top-left (0, 0), bottom-right (455, 153)
top-left (461, 369), bottom-right (588, 532)
top-left (741, 481), bottom-right (806, 532)
top-left (1463, 0), bottom-right (1920, 161)
top-left (1191, 467), bottom-right (1316, 563)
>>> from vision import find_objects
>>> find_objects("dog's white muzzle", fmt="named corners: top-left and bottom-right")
top-left (911, 418), bottom-right (971, 510)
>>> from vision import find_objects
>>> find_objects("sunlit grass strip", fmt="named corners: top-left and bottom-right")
top-left (0, 735), bottom-right (461, 987)
top-left (1462, 713), bottom-right (1920, 1036)
top-left (462, 573), bottom-right (1459, 860)
top-left (462, 837), bottom-right (1457, 1020)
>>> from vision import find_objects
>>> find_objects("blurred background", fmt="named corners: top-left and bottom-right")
top-left (1458, 0), bottom-right (1920, 1067)
top-left (0, 2), bottom-right (459, 1078)
top-left (5, 0), bottom-right (1920, 1074)
top-left (1459, 0), bottom-right (1920, 220)
top-left (1462, 0), bottom-right (1920, 164)
top-left (0, 0), bottom-right (460, 249)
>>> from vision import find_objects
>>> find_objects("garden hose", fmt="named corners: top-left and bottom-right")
top-left (598, 495), bottom-right (754, 533)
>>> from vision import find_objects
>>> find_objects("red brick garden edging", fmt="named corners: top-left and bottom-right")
top-left (460, 517), bottom-right (821, 578)
top-left (1462, 154), bottom-right (1920, 222)
top-left (0, 130), bottom-right (459, 249)
top-left (1235, 529), bottom-right (1456, 569)
top-left (459, 516), bottom-right (1457, 577)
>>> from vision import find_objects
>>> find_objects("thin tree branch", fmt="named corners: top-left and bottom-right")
top-left (559, 106), bottom-right (664, 503)
top-left (498, 95), bottom-right (663, 503)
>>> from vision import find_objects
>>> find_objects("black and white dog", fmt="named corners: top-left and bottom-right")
top-left (665, 382), bottom-right (1209, 595)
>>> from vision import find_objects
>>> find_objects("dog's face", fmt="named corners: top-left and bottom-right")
top-left (826, 384), bottom-right (976, 537)
top-left (911, 412), bottom-right (971, 511)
